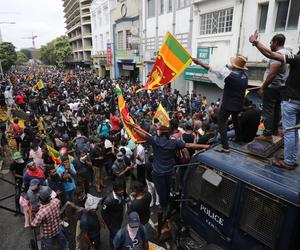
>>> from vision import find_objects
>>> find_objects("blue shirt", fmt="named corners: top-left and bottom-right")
top-left (56, 163), bottom-right (76, 192)
top-left (145, 135), bottom-right (185, 175)
top-left (113, 225), bottom-right (147, 250)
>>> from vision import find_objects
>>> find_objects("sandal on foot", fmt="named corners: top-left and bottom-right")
top-left (214, 148), bottom-right (230, 153)
top-left (272, 159), bottom-right (295, 170)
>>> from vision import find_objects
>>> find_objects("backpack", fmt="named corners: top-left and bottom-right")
top-left (175, 147), bottom-right (190, 164)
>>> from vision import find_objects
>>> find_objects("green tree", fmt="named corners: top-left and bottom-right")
top-left (16, 51), bottom-right (28, 65)
top-left (39, 36), bottom-right (72, 68)
top-left (20, 48), bottom-right (32, 59)
top-left (0, 42), bottom-right (17, 71)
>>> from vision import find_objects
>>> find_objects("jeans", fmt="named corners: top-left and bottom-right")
top-left (15, 178), bottom-right (23, 211)
top-left (152, 172), bottom-right (172, 209)
top-left (64, 189), bottom-right (75, 202)
top-left (281, 101), bottom-right (300, 165)
top-left (262, 88), bottom-right (282, 136)
top-left (218, 106), bottom-right (240, 149)
top-left (41, 229), bottom-right (68, 250)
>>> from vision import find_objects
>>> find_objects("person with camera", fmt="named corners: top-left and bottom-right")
top-left (56, 155), bottom-right (77, 202)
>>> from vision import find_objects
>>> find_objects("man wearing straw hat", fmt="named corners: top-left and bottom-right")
top-left (193, 55), bottom-right (248, 153)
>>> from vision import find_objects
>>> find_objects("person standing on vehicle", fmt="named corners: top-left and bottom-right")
top-left (101, 180), bottom-right (125, 248)
top-left (10, 151), bottom-right (27, 215)
top-left (31, 186), bottom-right (68, 250)
top-left (193, 55), bottom-right (248, 153)
top-left (249, 32), bottom-right (300, 170)
top-left (257, 34), bottom-right (290, 142)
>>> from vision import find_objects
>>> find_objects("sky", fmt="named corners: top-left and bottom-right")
top-left (0, 0), bottom-right (66, 50)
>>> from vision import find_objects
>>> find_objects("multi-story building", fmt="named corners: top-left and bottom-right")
top-left (91, 0), bottom-right (112, 77)
top-left (63, 0), bottom-right (93, 66)
top-left (189, 0), bottom-right (300, 101)
top-left (110, 0), bottom-right (143, 80)
top-left (142, 0), bottom-right (193, 94)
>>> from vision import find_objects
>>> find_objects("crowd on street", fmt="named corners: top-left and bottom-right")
top-left (0, 32), bottom-right (299, 250)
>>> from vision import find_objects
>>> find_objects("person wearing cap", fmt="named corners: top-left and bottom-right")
top-left (193, 54), bottom-right (248, 153)
top-left (25, 179), bottom-right (49, 213)
top-left (101, 180), bottom-right (125, 248)
top-left (249, 31), bottom-right (300, 170)
top-left (256, 34), bottom-right (290, 143)
top-left (56, 155), bottom-right (77, 202)
top-left (23, 161), bottom-right (45, 191)
top-left (80, 194), bottom-right (102, 250)
top-left (10, 151), bottom-right (27, 215)
top-left (113, 211), bottom-right (148, 250)
top-left (31, 186), bottom-right (68, 250)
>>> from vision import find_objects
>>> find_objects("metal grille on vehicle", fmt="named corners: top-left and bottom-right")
top-left (239, 187), bottom-right (285, 249)
top-left (185, 165), bottom-right (237, 217)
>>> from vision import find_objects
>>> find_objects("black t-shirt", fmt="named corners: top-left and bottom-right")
top-left (238, 108), bottom-right (261, 142)
top-left (283, 54), bottom-right (300, 101)
top-left (10, 162), bottom-right (26, 178)
top-left (80, 211), bottom-right (100, 238)
top-left (128, 192), bottom-right (152, 225)
top-left (90, 146), bottom-right (104, 167)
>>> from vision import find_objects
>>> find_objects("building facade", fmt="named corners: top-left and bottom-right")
top-left (142, 0), bottom-right (193, 94)
top-left (110, 0), bottom-right (143, 80)
top-left (63, 0), bottom-right (93, 66)
top-left (188, 0), bottom-right (300, 102)
top-left (91, 0), bottom-right (112, 77)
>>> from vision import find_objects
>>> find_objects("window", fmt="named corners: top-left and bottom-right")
top-left (126, 30), bottom-right (131, 49)
top-left (117, 31), bottom-right (123, 49)
top-left (104, 7), bottom-right (109, 25)
top-left (148, 0), bottom-right (155, 18)
top-left (177, 0), bottom-right (190, 9)
top-left (258, 3), bottom-right (269, 32)
top-left (106, 32), bottom-right (110, 43)
top-left (100, 34), bottom-right (104, 50)
top-left (98, 10), bottom-right (102, 27)
top-left (160, 0), bottom-right (164, 15)
top-left (168, 0), bottom-right (172, 12)
top-left (200, 8), bottom-right (233, 35)
top-left (275, 0), bottom-right (300, 30)
top-left (240, 187), bottom-right (286, 249)
top-left (185, 165), bottom-right (237, 217)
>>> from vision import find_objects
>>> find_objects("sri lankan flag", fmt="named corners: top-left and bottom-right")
top-left (153, 103), bottom-right (170, 127)
top-left (137, 32), bottom-right (192, 92)
top-left (32, 80), bottom-right (44, 91)
top-left (115, 84), bottom-right (150, 143)
top-left (46, 145), bottom-right (61, 165)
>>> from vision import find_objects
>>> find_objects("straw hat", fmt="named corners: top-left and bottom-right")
top-left (230, 55), bottom-right (248, 70)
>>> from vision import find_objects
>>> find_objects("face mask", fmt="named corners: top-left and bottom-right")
top-left (16, 159), bottom-right (24, 164)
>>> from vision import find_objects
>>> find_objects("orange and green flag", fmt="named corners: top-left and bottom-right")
top-left (46, 145), bottom-right (61, 165)
top-left (137, 32), bottom-right (192, 92)
top-left (153, 103), bottom-right (170, 127)
top-left (115, 84), bottom-right (150, 143)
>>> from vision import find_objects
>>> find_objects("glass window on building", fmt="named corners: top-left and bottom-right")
top-left (177, 0), bottom-right (190, 9)
top-left (148, 0), bottom-right (155, 18)
top-left (100, 34), bottom-right (104, 51)
top-left (200, 8), bottom-right (233, 35)
top-left (98, 10), bottom-right (102, 27)
top-left (160, 0), bottom-right (164, 15)
top-left (275, 0), bottom-right (300, 30)
top-left (118, 31), bottom-right (123, 49)
top-left (258, 3), bottom-right (269, 32)
top-left (168, 0), bottom-right (172, 12)
top-left (104, 7), bottom-right (109, 25)
top-left (126, 30), bottom-right (131, 49)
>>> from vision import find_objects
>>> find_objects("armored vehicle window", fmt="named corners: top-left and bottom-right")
top-left (185, 165), bottom-right (237, 217)
top-left (239, 187), bottom-right (286, 249)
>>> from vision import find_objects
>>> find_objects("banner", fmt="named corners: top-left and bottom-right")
top-left (115, 84), bottom-right (150, 143)
top-left (137, 32), bottom-right (192, 92)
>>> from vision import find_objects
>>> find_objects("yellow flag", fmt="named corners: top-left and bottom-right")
top-left (153, 103), bottom-right (170, 127)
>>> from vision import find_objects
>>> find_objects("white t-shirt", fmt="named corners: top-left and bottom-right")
top-left (135, 144), bottom-right (145, 165)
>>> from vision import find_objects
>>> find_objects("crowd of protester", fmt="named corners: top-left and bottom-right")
top-left (0, 51), bottom-right (269, 249)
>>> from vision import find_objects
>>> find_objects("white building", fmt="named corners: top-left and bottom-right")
top-left (91, 0), bottom-right (112, 77)
top-left (189, 0), bottom-right (300, 102)
top-left (142, 0), bottom-right (193, 94)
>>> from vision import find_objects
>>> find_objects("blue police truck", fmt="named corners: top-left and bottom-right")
top-left (173, 141), bottom-right (300, 250)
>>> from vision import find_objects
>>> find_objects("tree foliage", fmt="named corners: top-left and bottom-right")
top-left (20, 48), bottom-right (32, 59)
top-left (16, 51), bottom-right (28, 65)
top-left (39, 36), bottom-right (72, 68)
top-left (0, 42), bottom-right (17, 71)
